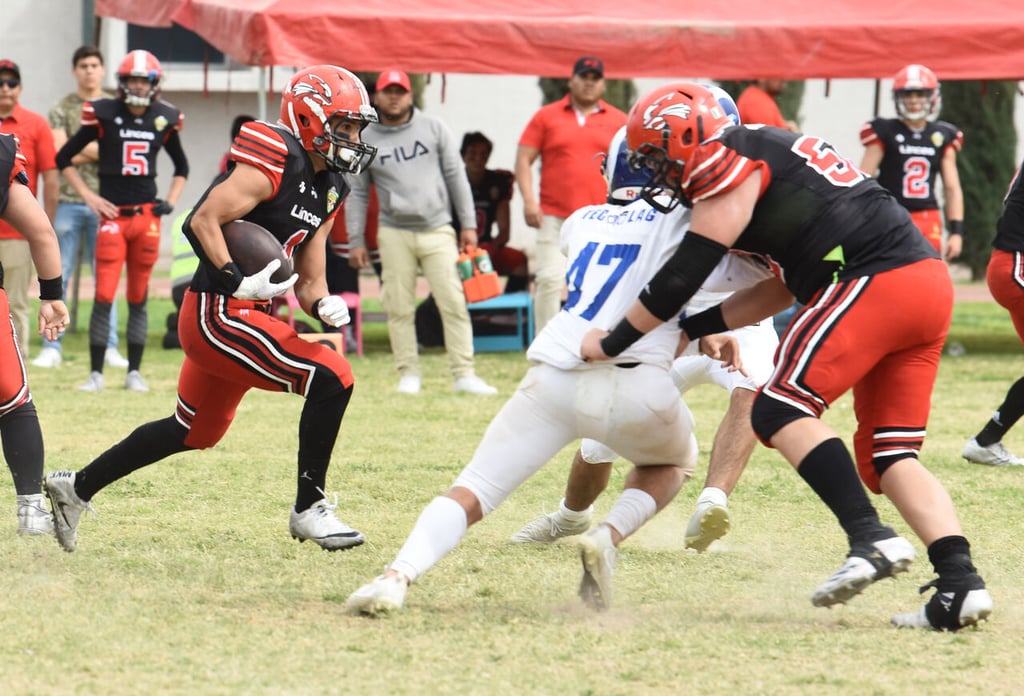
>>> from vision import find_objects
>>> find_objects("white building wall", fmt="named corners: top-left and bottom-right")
top-left (4, 1), bottom-right (1023, 266)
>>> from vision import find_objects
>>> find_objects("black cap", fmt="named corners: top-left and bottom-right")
top-left (573, 56), bottom-right (604, 78)
top-left (0, 60), bottom-right (21, 79)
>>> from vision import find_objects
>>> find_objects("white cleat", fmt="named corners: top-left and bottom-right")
top-left (32, 347), bottom-right (62, 368)
top-left (510, 506), bottom-right (592, 544)
top-left (961, 437), bottom-right (1024, 466)
top-left (812, 535), bottom-right (915, 607)
top-left (397, 375), bottom-right (421, 394)
top-left (16, 493), bottom-right (54, 536)
top-left (289, 497), bottom-right (365, 551)
top-left (578, 525), bottom-right (617, 611)
top-left (684, 500), bottom-right (731, 553)
top-left (124, 370), bottom-right (150, 392)
top-left (345, 574), bottom-right (409, 616)
top-left (892, 575), bottom-right (993, 631)
top-left (44, 470), bottom-right (95, 552)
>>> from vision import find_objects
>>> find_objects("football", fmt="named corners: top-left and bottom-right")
top-left (221, 220), bottom-right (293, 282)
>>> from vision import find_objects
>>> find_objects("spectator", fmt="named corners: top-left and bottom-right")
top-left (458, 131), bottom-right (528, 293)
top-left (736, 79), bottom-right (799, 132)
top-left (859, 64), bottom-right (964, 261)
top-left (0, 132), bottom-right (70, 535)
top-left (961, 158), bottom-right (1024, 466)
top-left (56, 50), bottom-right (188, 393)
top-left (0, 59), bottom-right (58, 357)
top-left (345, 69), bottom-right (496, 395)
top-left (586, 82), bottom-right (992, 631)
top-left (44, 64), bottom-right (374, 554)
top-left (35, 45), bottom-right (127, 369)
top-left (218, 114), bottom-right (254, 175)
top-left (515, 56), bottom-right (626, 332)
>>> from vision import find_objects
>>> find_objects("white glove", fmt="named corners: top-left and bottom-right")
top-left (316, 295), bottom-right (351, 327)
top-left (232, 259), bottom-right (298, 300)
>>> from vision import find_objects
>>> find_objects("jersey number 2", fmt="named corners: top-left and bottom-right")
top-left (563, 242), bottom-right (640, 320)
top-left (122, 142), bottom-right (151, 176)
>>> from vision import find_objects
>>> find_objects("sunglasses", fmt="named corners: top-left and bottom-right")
top-left (0, 78), bottom-right (20, 89)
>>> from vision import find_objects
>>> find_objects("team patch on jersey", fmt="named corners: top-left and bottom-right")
top-left (154, 115), bottom-right (168, 132)
top-left (326, 186), bottom-right (339, 214)
top-left (931, 131), bottom-right (945, 147)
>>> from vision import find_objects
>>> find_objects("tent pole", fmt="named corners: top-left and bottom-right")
top-left (258, 67), bottom-right (268, 121)
top-left (873, 79), bottom-right (881, 117)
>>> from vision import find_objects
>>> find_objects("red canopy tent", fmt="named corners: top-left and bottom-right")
top-left (97, 0), bottom-right (1024, 80)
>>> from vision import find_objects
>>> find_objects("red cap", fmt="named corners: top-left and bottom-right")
top-left (375, 69), bottom-right (411, 92)
top-left (0, 60), bottom-right (21, 79)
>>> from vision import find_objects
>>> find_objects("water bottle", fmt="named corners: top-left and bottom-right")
top-left (473, 247), bottom-right (494, 275)
top-left (456, 249), bottom-right (474, 281)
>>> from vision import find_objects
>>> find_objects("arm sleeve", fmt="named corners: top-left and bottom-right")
top-left (163, 129), bottom-right (190, 179)
top-left (55, 123), bottom-right (98, 170)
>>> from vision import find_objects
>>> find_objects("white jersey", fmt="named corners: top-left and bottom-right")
top-left (527, 199), bottom-right (689, 370)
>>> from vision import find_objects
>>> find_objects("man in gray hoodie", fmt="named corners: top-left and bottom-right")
top-left (345, 70), bottom-right (496, 395)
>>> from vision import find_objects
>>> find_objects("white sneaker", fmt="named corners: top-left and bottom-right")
top-left (510, 506), bottom-right (592, 543)
top-left (104, 347), bottom-right (129, 368)
top-left (397, 375), bottom-right (421, 394)
top-left (684, 500), bottom-right (731, 553)
top-left (453, 375), bottom-right (497, 395)
top-left (578, 525), bottom-right (617, 611)
top-left (812, 535), bottom-right (916, 607)
top-left (125, 370), bottom-right (150, 392)
top-left (16, 493), bottom-right (54, 536)
top-left (891, 574), bottom-right (993, 631)
top-left (31, 347), bottom-right (62, 368)
top-left (345, 574), bottom-right (409, 616)
top-left (78, 371), bottom-right (104, 392)
top-left (289, 497), bottom-right (365, 551)
top-left (962, 437), bottom-right (1024, 466)
top-left (44, 470), bottom-right (95, 552)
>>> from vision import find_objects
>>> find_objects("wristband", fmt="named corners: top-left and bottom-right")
top-left (219, 261), bottom-right (243, 293)
top-left (680, 305), bottom-right (728, 340)
top-left (38, 276), bottom-right (63, 301)
top-left (948, 220), bottom-right (964, 237)
top-left (310, 297), bottom-right (326, 322)
top-left (599, 319), bottom-right (645, 358)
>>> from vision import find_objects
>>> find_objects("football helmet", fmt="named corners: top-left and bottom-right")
top-left (602, 126), bottom-right (648, 204)
top-left (625, 82), bottom-right (733, 212)
top-left (280, 65), bottom-right (378, 174)
top-left (700, 83), bottom-right (741, 127)
top-left (117, 50), bottom-right (162, 107)
top-left (892, 64), bottom-right (941, 121)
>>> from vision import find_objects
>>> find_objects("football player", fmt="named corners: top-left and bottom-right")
top-left (512, 89), bottom-right (780, 554)
top-left (44, 65), bottom-right (377, 555)
top-left (0, 132), bottom-right (69, 535)
top-left (582, 82), bottom-right (991, 631)
top-left (346, 125), bottom-right (746, 616)
top-left (56, 49), bottom-right (189, 392)
top-left (859, 64), bottom-right (965, 261)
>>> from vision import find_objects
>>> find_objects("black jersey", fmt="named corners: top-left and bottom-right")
top-left (184, 121), bottom-right (350, 294)
top-left (682, 125), bottom-right (938, 304)
top-left (55, 97), bottom-right (188, 205)
top-left (454, 168), bottom-right (514, 241)
top-left (859, 118), bottom-right (962, 212)
top-left (993, 157), bottom-right (1024, 252)
top-left (0, 133), bottom-right (29, 216)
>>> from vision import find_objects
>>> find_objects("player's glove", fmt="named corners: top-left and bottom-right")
top-left (231, 259), bottom-right (298, 301)
top-left (314, 295), bottom-right (351, 327)
top-left (152, 199), bottom-right (174, 217)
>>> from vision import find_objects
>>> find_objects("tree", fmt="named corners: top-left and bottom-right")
top-left (939, 81), bottom-right (1017, 279)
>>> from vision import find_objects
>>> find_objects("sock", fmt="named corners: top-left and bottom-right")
top-left (928, 535), bottom-right (977, 577)
top-left (697, 486), bottom-right (728, 508)
top-left (796, 438), bottom-right (885, 544)
top-left (0, 403), bottom-right (43, 495)
top-left (603, 488), bottom-right (656, 540)
top-left (390, 496), bottom-right (468, 583)
top-left (559, 497), bottom-right (593, 518)
top-left (976, 377), bottom-right (1024, 446)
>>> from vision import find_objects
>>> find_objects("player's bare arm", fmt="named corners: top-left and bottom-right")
top-left (859, 143), bottom-right (884, 176)
top-left (941, 147), bottom-right (965, 260)
top-left (720, 276), bottom-right (794, 330)
top-left (188, 162), bottom-right (274, 270)
top-left (292, 218), bottom-right (332, 315)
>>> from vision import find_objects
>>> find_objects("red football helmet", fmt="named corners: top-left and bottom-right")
top-left (117, 50), bottom-right (162, 107)
top-left (624, 82), bottom-right (732, 211)
top-left (280, 65), bottom-right (378, 174)
top-left (892, 64), bottom-right (941, 121)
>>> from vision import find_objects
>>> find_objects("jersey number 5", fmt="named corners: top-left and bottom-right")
top-left (792, 136), bottom-right (866, 187)
top-left (564, 242), bottom-right (640, 320)
top-left (122, 142), bottom-right (151, 176)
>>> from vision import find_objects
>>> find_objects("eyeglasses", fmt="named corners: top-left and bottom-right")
top-left (0, 78), bottom-right (20, 89)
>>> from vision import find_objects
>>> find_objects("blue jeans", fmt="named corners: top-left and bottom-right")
top-left (44, 202), bottom-right (118, 351)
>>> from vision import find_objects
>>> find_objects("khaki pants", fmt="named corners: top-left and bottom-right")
top-left (0, 238), bottom-right (32, 356)
top-left (377, 224), bottom-right (475, 379)
top-left (534, 214), bottom-right (567, 333)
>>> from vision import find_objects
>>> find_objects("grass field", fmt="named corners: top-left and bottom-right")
top-left (1, 292), bottom-right (1022, 695)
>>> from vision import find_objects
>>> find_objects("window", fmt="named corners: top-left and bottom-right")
top-left (126, 23), bottom-right (225, 65)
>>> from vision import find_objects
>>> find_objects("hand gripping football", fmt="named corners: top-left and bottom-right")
top-left (221, 220), bottom-right (293, 283)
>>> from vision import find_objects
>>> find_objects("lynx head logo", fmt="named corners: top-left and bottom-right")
top-left (291, 73), bottom-right (333, 106)
top-left (643, 97), bottom-right (692, 132)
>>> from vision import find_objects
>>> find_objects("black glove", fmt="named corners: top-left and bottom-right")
top-left (152, 199), bottom-right (174, 217)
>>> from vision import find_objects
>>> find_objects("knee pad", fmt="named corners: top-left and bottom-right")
top-left (580, 438), bottom-right (619, 464)
top-left (750, 392), bottom-right (809, 443)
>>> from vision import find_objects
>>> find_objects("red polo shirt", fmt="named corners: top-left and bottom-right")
top-left (736, 85), bottom-right (789, 129)
top-left (518, 95), bottom-right (626, 218)
top-left (0, 103), bottom-right (56, 240)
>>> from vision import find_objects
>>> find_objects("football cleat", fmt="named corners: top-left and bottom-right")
top-left (812, 534), bottom-right (915, 607)
top-left (891, 574), bottom-right (993, 631)
top-left (289, 496), bottom-right (365, 551)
